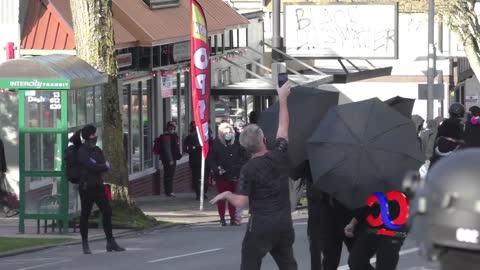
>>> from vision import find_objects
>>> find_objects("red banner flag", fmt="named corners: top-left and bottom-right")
top-left (190, 0), bottom-right (210, 159)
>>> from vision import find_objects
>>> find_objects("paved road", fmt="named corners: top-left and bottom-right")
top-left (0, 219), bottom-right (439, 270)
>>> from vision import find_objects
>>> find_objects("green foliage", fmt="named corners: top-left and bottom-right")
top-left (0, 237), bottom-right (74, 253)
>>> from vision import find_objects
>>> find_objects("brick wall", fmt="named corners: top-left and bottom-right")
top-left (128, 162), bottom-right (194, 198)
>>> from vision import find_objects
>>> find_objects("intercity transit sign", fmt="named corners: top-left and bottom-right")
top-left (0, 79), bottom-right (70, 90)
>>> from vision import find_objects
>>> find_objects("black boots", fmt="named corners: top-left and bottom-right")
top-left (82, 240), bottom-right (92, 255)
top-left (106, 238), bottom-right (126, 252)
top-left (220, 219), bottom-right (227, 226)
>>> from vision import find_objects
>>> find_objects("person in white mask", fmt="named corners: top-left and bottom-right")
top-left (209, 122), bottom-right (247, 226)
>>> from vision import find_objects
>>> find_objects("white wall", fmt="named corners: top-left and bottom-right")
top-left (0, 0), bottom-right (21, 63)
top-left (311, 13), bottom-right (450, 120)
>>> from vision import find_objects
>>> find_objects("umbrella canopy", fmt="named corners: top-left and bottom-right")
top-left (384, 96), bottom-right (415, 119)
top-left (307, 98), bottom-right (425, 209)
top-left (258, 86), bottom-right (339, 169)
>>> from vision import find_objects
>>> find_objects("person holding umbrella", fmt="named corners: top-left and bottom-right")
top-left (210, 82), bottom-right (297, 270)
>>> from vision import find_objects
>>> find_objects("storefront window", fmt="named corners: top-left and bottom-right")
top-left (171, 73), bottom-right (187, 147)
top-left (214, 95), bottom-right (248, 127)
top-left (122, 85), bottom-right (131, 174)
top-left (122, 79), bottom-right (154, 176)
top-left (131, 82), bottom-right (141, 173)
top-left (143, 80), bottom-right (153, 169)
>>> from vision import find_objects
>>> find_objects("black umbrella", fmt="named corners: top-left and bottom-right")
top-left (307, 98), bottom-right (425, 209)
top-left (384, 96), bottom-right (415, 119)
top-left (258, 86), bottom-right (339, 169)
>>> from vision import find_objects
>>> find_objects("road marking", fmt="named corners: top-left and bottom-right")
top-left (337, 247), bottom-right (419, 270)
top-left (148, 248), bottom-right (224, 263)
top-left (17, 259), bottom-right (71, 270)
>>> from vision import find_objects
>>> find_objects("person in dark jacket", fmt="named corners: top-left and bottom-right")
top-left (464, 105), bottom-right (480, 147)
top-left (303, 162), bottom-right (356, 270)
top-left (158, 121), bottom-right (182, 197)
top-left (76, 125), bottom-right (125, 254)
top-left (208, 122), bottom-right (246, 226)
top-left (184, 121), bottom-right (208, 200)
top-left (430, 118), bottom-right (465, 167)
top-left (345, 192), bottom-right (408, 270)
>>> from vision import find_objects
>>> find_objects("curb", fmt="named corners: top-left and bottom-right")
top-left (0, 222), bottom-right (177, 259)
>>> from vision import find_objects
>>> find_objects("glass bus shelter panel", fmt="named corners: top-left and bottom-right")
top-left (24, 90), bottom-right (63, 129)
top-left (24, 133), bottom-right (63, 171)
top-left (68, 86), bottom-right (104, 128)
top-left (68, 183), bottom-right (80, 215)
top-left (24, 176), bottom-right (62, 215)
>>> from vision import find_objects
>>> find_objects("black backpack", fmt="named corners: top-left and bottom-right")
top-left (64, 144), bottom-right (82, 184)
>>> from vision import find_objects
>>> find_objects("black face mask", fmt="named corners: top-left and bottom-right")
top-left (86, 136), bottom-right (98, 147)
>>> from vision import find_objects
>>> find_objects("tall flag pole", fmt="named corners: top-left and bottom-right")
top-left (190, 0), bottom-right (210, 210)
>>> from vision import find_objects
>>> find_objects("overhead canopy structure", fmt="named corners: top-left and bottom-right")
top-left (0, 54), bottom-right (108, 90)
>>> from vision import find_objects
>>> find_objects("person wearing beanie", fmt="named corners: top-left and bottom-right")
top-left (77, 125), bottom-right (125, 254)
top-left (464, 106), bottom-right (480, 148)
top-left (155, 121), bottom-right (182, 197)
top-left (430, 119), bottom-right (465, 167)
top-left (184, 121), bottom-right (209, 200)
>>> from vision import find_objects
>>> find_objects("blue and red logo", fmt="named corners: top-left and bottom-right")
top-left (366, 191), bottom-right (409, 237)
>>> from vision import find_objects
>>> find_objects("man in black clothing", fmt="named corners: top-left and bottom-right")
top-left (307, 180), bottom-right (355, 269)
top-left (345, 192), bottom-right (408, 270)
top-left (157, 121), bottom-right (182, 197)
top-left (184, 121), bottom-right (208, 200)
top-left (210, 82), bottom-right (297, 270)
top-left (76, 125), bottom-right (125, 254)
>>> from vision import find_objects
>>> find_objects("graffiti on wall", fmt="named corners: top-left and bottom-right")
top-left (284, 4), bottom-right (398, 58)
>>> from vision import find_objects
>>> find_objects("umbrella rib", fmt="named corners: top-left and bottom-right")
top-left (335, 110), bottom-right (363, 144)
top-left (368, 122), bottom-right (412, 142)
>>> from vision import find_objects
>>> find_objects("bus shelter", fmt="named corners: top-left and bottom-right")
top-left (0, 54), bottom-right (108, 233)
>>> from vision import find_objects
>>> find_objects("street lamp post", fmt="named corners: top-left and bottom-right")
top-left (427, 0), bottom-right (436, 120)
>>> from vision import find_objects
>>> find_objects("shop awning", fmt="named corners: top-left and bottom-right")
top-left (0, 54), bottom-right (108, 90)
top-left (21, 0), bottom-right (138, 50)
top-left (21, 0), bottom-right (249, 51)
top-left (113, 0), bottom-right (249, 46)
top-left (211, 74), bottom-right (333, 96)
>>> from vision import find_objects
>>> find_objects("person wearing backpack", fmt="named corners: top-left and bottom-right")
top-left (75, 125), bottom-right (125, 254)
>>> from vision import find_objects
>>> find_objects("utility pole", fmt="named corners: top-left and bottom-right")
top-left (272, 0), bottom-right (282, 61)
top-left (427, 0), bottom-right (436, 120)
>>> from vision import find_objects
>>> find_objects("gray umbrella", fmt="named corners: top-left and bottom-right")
top-left (307, 98), bottom-right (425, 209)
top-left (384, 96), bottom-right (415, 119)
top-left (258, 86), bottom-right (339, 169)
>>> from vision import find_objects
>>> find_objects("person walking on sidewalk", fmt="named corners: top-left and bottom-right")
top-left (184, 121), bottom-right (208, 200)
top-left (209, 122), bottom-right (245, 226)
top-left (75, 125), bottom-right (125, 254)
top-left (155, 121), bottom-right (182, 197)
top-left (210, 82), bottom-right (297, 270)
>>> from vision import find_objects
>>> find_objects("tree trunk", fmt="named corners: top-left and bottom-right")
top-left (70, 0), bottom-right (131, 205)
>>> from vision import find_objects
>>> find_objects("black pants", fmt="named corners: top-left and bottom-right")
top-left (241, 227), bottom-right (297, 270)
top-left (79, 186), bottom-right (113, 241)
top-left (348, 230), bottom-right (404, 270)
top-left (189, 161), bottom-right (208, 198)
top-left (307, 191), bottom-right (355, 270)
top-left (163, 162), bottom-right (176, 195)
